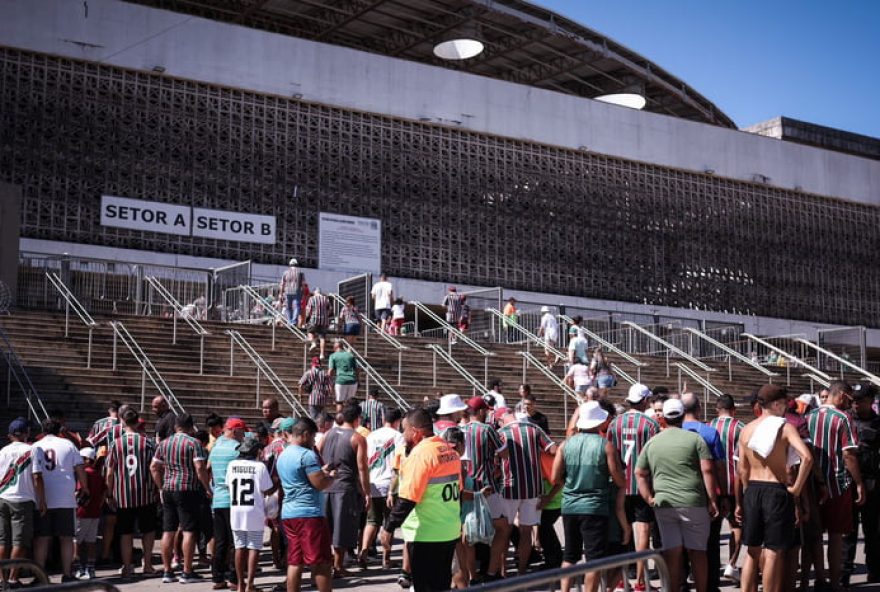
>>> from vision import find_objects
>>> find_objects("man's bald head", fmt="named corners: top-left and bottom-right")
top-left (681, 392), bottom-right (700, 417)
top-left (151, 396), bottom-right (169, 415)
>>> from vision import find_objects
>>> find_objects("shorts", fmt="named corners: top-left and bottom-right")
top-left (376, 309), bottom-right (392, 322)
top-left (76, 517), bottom-right (100, 544)
top-left (820, 486), bottom-right (854, 535)
top-left (117, 505), bottom-right (158, 535)
top-left (35, 507), bottom-right (76, 538)
top-left (597, 375), bottom-right (616, 388)
top-left (366, 497), bottom-right (390, 527)
top-left (574, 384), bottom-right (590, 395)
top-left (562, 514), bottom-right (608, 563)
top-left (0, 499), bottom-right (34, 547)
top-left (653, 506), bottom-right (710, 551)
top-left (283, 517), bottom-right (332, 566)
top-left (325, 490), bottom-right (363, 548)
top-left (741, 482), bottom-right (796, 550)
top-left (335, 383), bottom-right (358, 404)
top-left (495, 497), bottom-right (541, 526)
top-left (342, 323), bottom-right (360, 336)
top-left (162, 490), bottom-right (203, 533)
top-left (307, 324), bottom-right (327, 337)
top-left (232, 529), bottom-right (263, 550)
top-left (625, 495), bottom-right (655, 524)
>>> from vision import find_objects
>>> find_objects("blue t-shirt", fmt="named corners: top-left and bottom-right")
top-left (278, 444), bottom-right (325, 519)
top-left (208, 436), bottom-right (240, 509)
top-left (683, 421), bottom-right (724, 461)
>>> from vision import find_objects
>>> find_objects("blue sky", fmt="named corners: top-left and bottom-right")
top-left (539, 0), bottom-right (880, 137)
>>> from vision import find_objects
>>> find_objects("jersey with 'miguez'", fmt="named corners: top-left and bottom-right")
top-left (606, 410), bottom-right (660, 496)
top-left (709, 415), bottom-right (744, 497)
top-left (106, 431), bottom-right (156, 508)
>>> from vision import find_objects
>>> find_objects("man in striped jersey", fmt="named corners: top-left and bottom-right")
top-left (299, 358), bottom-right (333, 420)
top-left (87, 400), bottom-right (122, 453)
top-left (150, 413), bottom-right (212, 584)
top-left (360, 390), bottom-right (386, 432)
top-left (806, 381), bottom-right (865, 592)
top-left (709, 394), bottom-right (744, 582)
top-left (487, 408), bottom-right (556, 580)
top-left (305, 287), bottom-right (331, 360)
top-left (442, 286), bottom-right (464, 343)
top-left (106, 409), bottom-right (157, 578)
top-left (606, 383), bottom-right (659, 592)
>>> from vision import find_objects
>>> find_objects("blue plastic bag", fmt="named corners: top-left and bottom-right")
top-left (464, 491), bottom-right (495, 546)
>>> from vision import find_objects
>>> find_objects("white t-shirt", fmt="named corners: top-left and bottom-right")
top-left (488, 390), bottom-right (507, 410)
top-left (391, 303), bottom-right (406, 320)
top-left (565, 363), bottom-right (592, 388)
top-left (540, 313), bottom-right (559, 342)
top-left (371, 281), bottom-right (394, 310)
top-left (0, 441), bottom-right (44, 503)
top-left (226, 459), bottom-right (274, 532)
top-left (33, 435), bottom-right (82, 509)
top-left (568, 335), bottom-right (588, 362)
top-left (366, 427), bottom-right (405, 497)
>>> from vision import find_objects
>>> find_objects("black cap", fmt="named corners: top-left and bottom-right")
top-left (852, 383), bottom-right (879, 401)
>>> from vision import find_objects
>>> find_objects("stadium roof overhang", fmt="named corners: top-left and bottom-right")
top-left (126, 0), bottom-right (736, 128)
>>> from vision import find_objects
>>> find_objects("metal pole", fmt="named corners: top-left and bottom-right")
top-left (728, 357), bottom-right (732, 382)
top-left (112, 328), bottom-right (117, 371)
top-left (484, 356), bottom-right (488, 387)
top-left (677, 367), bottom-right (682, 393)
top-left (256, 368), bottom-right (260, 407)
top-left (199, 335), bottom-right (205, 376)
top-left (6, 354), bottom-right (11, 407)
top-left (229, 336), bottom-right (235, 377)
top-left (522, 354), bottom-right (527, 383)
top-left (173, 313), bottom-right (177, 345)
top-left (87, 327), bottom-right (93, 369)
top-left (666, 349), bottom-right (670, 377)
top-left (787, 364), bottom-right (791, 386)
top-left (397, 351), bottom-right (402, 386)
top-left (140, 367), bottom-right (146, 412)
top-left (272, 323), bottom-right (276, 351)
top-left (65, 300), bottom-right (70, 338)
top-left (364, 325), bottom-right (369, 356)
top-left (415, 307), bottom-right (419, 336)
top-left (433, 349), bottom-right (437, 387)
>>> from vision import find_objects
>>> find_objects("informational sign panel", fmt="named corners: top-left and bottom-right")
top-left (319, 212), bottom-right (381, 274)
top-left (100, 196), bottom-right (276, 244)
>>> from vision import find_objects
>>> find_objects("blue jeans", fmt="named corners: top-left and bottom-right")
top-left (343, 323), bottom-right (361, 336)
top-left (597, 374), bottom-right (615, 388)
top-left (286, 292), bottom-right (301, 323)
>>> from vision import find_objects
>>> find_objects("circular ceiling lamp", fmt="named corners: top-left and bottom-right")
top-left (433, 21), bottom-right (484, 60)
top-left (594, 93), bottom-right (647, 110)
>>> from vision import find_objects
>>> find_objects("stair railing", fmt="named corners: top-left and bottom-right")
top-left (226, 330), bottom-right (308, 417)
top-left (45, 272), bottom-right (98, 368)
top-left (794, 338), bottom-right (880, 387)
top-left (109, 321), bottom-right (184, 415)
top-left (239, 285), bottom-right (309, 346)
top-left (410, 301), bottom-right (493, 355)
top-left (0, 327), bottom-right (49, 423)
top-left (741, 333), bottom-right (831, 387)
top-left (145, 276), bottom-right (209, 375)
top-left (340, 339), bottom-right (411, 410)
top-left (485, 308), bottom-right (567, 362)
top-left (674, 362), bottom-right (724, 418)
top-left (427, 344), bottom-right (489, 397)
top-left (559, 314), bottom-right (645, 383)
top-left (328, 292), bottom-right (409, 364)
top-left (622, 321), bottom-right (715, 377)
top-left (683, 327), bottom-right (778, 382)
top-left (802, 372), bottom-right (831, 390)
top-left (609, 363), bottom-right (637, 387)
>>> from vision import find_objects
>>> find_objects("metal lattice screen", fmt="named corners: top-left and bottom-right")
top-left (1, 47), bottom-right (879, 327)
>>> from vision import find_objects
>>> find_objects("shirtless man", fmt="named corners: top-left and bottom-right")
top-left (736, 385), bottom-right (813, 592)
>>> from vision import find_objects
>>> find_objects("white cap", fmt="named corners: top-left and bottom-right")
top-left (626, 383), bottom-right (651, 404)
top-left (437, 393), bottom-right (468, 416)
top-left (540, 305), bottom-right (550, 313)
top-left (662, 398), bottom-right (685, 419)
top-left (576, 401), bottom-right (608, 430)
top-left (288, 258), bottom-right (298, 266)
top-left (79, 447), bottom-right (96, 460)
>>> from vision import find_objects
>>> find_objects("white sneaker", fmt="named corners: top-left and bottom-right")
top-left (723, 565), bottom-right (741, 582)
top-left (74, 568), bottom-right (87, 580)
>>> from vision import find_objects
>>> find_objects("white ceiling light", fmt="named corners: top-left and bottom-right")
top-left (433, 38), bottom-right (484, 60)
top-left (594, 93), bottom-right (647, 110)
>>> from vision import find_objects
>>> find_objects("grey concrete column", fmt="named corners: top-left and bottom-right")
top-left (0, 183), bottom-right (22, 306)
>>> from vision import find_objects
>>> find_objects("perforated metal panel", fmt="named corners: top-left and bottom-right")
top-left (1, 47), bottom-right (878, 327)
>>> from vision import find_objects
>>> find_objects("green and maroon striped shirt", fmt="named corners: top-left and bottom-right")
top-left (152, 432), bottom-right (207, 492)
top-left (498, 420), bottom-right (554, 500)
top-left (106, 431), bottom-right (156, 508)
top-left (709, 415), bottom-right (744, 497)
top-left (462, 421), bottom-right (505, 491)
top-left (607, 410), bottom-right (660, 496)
top-left (807, 406), bottom-right (859, 498)
top-left (87, 417), bottom-right (122, 450)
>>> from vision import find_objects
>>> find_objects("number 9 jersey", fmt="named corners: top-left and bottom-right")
top-left (105, 432), bottom-right (156, 508)
top-left (398, 436), bottom-right (462, 543)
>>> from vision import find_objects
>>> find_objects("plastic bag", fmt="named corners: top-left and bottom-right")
top-left (464, 492), bottom-right (495, 546)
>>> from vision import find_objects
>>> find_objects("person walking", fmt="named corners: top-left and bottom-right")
top-left (360, 390), bottom-right (386, 432)
top-left (208, 418), bottom-right (247, 590)
top-left (709, 394), bottom-right (745, 582)
top-left (502, 297), bottom-right (518, 343)
top-left (280, 258), bottom-right (304, 325)
top-left (337, 296), bottom-right (361, 336)
top-left (442, 287), bottom-right (464, 343)
top-left (298, 357), bottom-right (334, 420)
top-left (305, 287), bottom-right (331, 360)
top-left (328, 340), bottom-right (359, 413)
top-left (370, 274), bottom-right (394, 333)
top-left (537, 306), bottom-right (559, 368)
top-left (588, 348), bottom-right (615, 389)
top-left (361, 408), bottom-right (404, 569)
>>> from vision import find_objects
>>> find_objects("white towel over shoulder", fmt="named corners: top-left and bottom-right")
top-left (747, 416), bottom-right (801, 467)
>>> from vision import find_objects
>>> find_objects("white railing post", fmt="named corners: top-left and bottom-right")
top-left (728, 357), bottom-right (732, 382)
top-left (415, 307), bottom-right (419, 336)
top-left (199, 334), bottom-right (205, 376)
top-left (112, 328), bottom-right (117, 371)
top-left (364, 324), bottom-right (369, 356)
top-left (666, 349), bottom-right (670, 377)
top-left (172, 313), bottom-right (178, 345)
top-left (271, 323), bottom-right (276, 351)
top-left (484, 356), bottom-right (488, 387)
top-left (522, 354), bottom-right (527, 383)
top-left (677, 366), bottom-right (682, 392)
top-left (87, 326), bottom-right (93, 369)
top-left (256, 368), bottom-right (260, 408)
top-left (433, 348), bottom-right (437, 387)
top-left (229, 335), bottom-right (235, 377)
top-left (140, 367), bottom-right (146, 412)
top-left (64, 300), bottom-right (70, 338)
top-left (397, 351), bottom-right (402, 386)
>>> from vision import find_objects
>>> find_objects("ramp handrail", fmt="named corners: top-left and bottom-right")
top-left (518, 351), bottom-right (578, 401)
top-left (109, 321), bottom-right (184, 415)
top-left (239, 285), bottom-right (308, 342)
top-left (802, 372), bottom-right (831, 389)
top-left (145, 276), bottom-right (209, 375)
top-left (225, 330), bottom-right (308, 417)
top-left (622, 321), bottom-right (715, 374)
top-left (559, 315), bottom-right (645, 368)
top-left (674, 362), bottom-right (724, 398)
top-left (683, 327), bottom-right (778, 380)
top-left (46, 272), bottom-right (97, 368)
top-left (485, 308), bottom-right (566, 360)
top-left (329, 293), bottom-right (408, 351)
top-left (0, 327), bottom-right (49, 422)
top-left (610, 363), bottom-right (637, 386)
top-left (427, 344), bottom-right (489, 397)
top-left (409, 301), bottom-right (493, 357)
top-left (794, 337), bottom-right (880, 387)
top-left (340, 339), bottom-right (411, 410)
top-left (741, 333), bottom-right (831, 381)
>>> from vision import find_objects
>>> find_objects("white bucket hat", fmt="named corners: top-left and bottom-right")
top-left (437, 393), bottom-right (468, 416)
top-left (576, 401), bottom-right (608, 430)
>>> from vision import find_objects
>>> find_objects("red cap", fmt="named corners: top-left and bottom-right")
top-left (311, 357), bottom-right (321, 367)
top-left (225, 418), bottom-right (248, 431)
top-left (467, 396), bottom-right (488, 411)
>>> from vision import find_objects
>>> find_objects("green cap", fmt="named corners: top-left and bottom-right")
top-left (279, 417), bottom-right (296, 433)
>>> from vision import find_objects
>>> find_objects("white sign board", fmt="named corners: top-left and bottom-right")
top-left (100, 195), bottom-right (191, 236)
top-left (193, 207), bottom-right (276, 244)
top-left (318, 212), bottom-right (381, 274)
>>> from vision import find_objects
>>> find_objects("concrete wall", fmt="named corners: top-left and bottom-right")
top-left (0, 184), bottom-right (22, 306)
top-left (2, 0), bottom-right (879, 206)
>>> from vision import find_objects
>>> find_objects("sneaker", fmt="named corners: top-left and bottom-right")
top-left (162, 571), bottom-right (177, 584)
top-left (309, 343), bottom-right (317, 352)
top-left (612, 580), bottom-right (626, 592)
top-left (723, 565), bottom-right (741, 583)
top-left (179, 572), bottom-right (204, 584)
top-left (397, 571), bottom-right (412, 589)
top-left (87, 567), bottom-right (96, 580)
top-left (74, 568), bottom-right (87, 580)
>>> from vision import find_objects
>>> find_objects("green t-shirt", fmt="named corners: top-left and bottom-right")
top-left (328, 350), bottom-right (358, 385)
top-left (635, 427), bottom-right (711, 508)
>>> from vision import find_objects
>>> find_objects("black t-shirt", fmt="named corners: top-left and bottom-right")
top-left (155, 410), bottom-right (177, 442)
top-left (530, 411), bottom-right (550, 436)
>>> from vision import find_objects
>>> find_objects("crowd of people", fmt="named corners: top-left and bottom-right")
top-left (0, 376), bottom-right (877, 592)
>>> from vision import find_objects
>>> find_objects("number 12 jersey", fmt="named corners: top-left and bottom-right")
top-left (226, 459), bottom-right (273, 532)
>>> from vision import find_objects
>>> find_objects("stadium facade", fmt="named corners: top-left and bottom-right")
top-left (2, 0), bottom-right (879, 339)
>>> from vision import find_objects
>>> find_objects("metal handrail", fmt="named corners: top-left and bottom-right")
top-left (794, 337), bottom-right (880, 387)
top-left (145, 276), bottom-right (209, 375)
top-left (741, 333), bottom-right (832, 385)
top-left (622, 321), bottom-right (715, 375)
top-left (109, 321), bottom-right (184, 415)
top-left (409, 300), bottom-right (493, 357)
top-left (610, 362), bottom-right (637, 386)
top-left (802, 372), bottom-right (831, 389)
top-left (683, 327), bottom-right (778, 381)
top-left (226, 330), bottom-right (308, 417)
top-left (427, 344), bottom-right (489, 397)
top-left (340, 339), bottom-right (411, 410)
top-left (0, 558), bottom-right (50, 585)
top-left (239, 285), bottom-right (309, 343)
top-left (674, 362), bottom-right (724, 398)
top-left (460, 549), bottom-right (670, 592)
top-left (485, 308), bottom-right (567, 360)
top-left (560, 314), bottom-right (645, 382)
top-left (519, 351), bottom-right (578, 401)
top-left (329, 293), bottom-right (408, 352)
top-left (0, 327), bottom-right (49, 422)
top-left (46, 272), bottom-right (97, 368)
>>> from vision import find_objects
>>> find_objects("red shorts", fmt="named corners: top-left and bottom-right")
top-left (283, 517), bottom-right (332, 566)
top-left (819, 486), bottom-right (854, 534)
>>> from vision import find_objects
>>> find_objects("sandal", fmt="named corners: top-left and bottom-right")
top-left (332, 568), bottom-right (353, 579)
